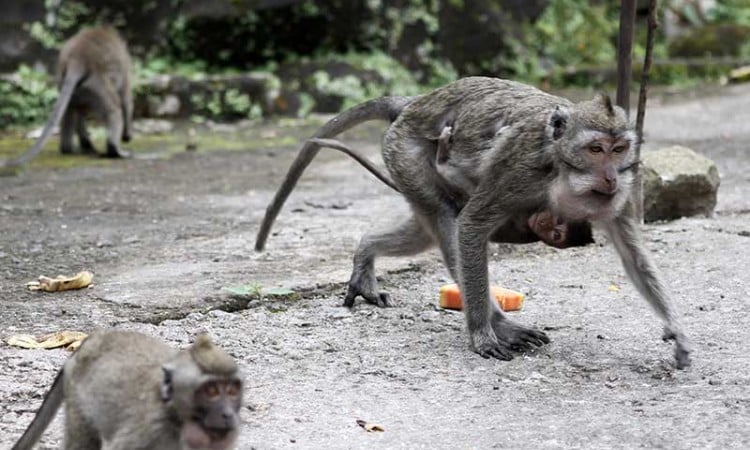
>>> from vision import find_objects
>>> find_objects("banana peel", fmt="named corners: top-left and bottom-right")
top-left (26, 271), bottom-right (94, 292)
top-left (356, 419), bottom-right (385, 432)
top-left (6, 331), bottom-right (88, 351)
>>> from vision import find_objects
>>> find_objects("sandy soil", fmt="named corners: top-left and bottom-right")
top-left (0, 83), bottom-right (749, 449)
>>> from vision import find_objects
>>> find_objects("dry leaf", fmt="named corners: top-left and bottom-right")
top-left (356, 419), bottom-right (385, 432)
top-left (5, 335), bottom-right (40, 349)
top-left (607, 284), bottom-right (620, 292)
top-left (6, 331), bottom-right (88, 351)
top-left (26, 271), bottom-right (94, 292)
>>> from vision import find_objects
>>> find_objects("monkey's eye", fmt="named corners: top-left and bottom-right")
top-left (225, 381), bottom-right (241, 396)
top-left (202, 383), bottom-right (220, 398)
top-left (553, 230), bottom-right (562, 242)
top-left (588, 145), bottom-right (604, 153)
top-left (612, 145), bottom-right (627, 153)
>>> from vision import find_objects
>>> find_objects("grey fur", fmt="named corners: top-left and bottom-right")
top-left (257, 77), bottom-right (691, 368)
top-left (12, 330), bottom-right (242, 450)
top-left (1, 26), bottom-right (133, 168)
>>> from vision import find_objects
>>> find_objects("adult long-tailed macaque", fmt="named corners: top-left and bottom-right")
top-left (13, 331), bottom-right (242, 450)
top-left (1, 26), bottom-right (133, 168)
top-left (255, 77), bottom-right (690, 369)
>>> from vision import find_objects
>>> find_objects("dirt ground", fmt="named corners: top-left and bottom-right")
top-left (1, 83), bottom-right (749, 449)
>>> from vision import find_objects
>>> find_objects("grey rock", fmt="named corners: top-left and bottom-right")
top-left (154, 95), bottom-right (182, 117)
top-left (133, 118), bottom-right (174, 134)
top-left (642, 146), bottom-right (720, 222)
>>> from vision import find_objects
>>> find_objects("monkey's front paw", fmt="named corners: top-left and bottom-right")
top-left (662, 328), bottom-right (692, 370)
top-left (471, 327), bottom-right (514, 360)
top-left (491, 316), bottom-right (550, 352)
top-left (343, 274), bottom-right (393, 308)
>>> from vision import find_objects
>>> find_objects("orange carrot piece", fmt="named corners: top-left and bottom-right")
top-left (438, 283), bottom-right (525, 312)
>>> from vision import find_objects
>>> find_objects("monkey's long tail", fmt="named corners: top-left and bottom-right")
top-left (12, 369), bottom-right (65, 450)
top-left (306, 138), bottom-right (401, 192)
top-left (255, 96), bottom-right (412, 251)
top-left (0, 65), bottom-right (85, 168)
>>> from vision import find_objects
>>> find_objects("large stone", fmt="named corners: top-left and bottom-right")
top-left (642, 146), bottom-right (720, 222)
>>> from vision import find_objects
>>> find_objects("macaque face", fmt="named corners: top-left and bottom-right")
top-left (181, 378), bottom-right (242, 450)
top-left (527, 210), bottom-right (569, 249)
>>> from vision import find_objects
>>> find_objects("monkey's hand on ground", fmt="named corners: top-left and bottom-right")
top-left (662, 326), bottom-right (693, 369)
top-left (26, 270), bottom-right (94, 292)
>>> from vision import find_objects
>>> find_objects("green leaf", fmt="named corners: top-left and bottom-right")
top-left (264, 287), bottom-right (296, 296)
top-left (222, 283), bottom-right (262, 297)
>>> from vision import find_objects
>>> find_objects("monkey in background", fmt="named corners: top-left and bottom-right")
top-left (13, 331), bottom-right (242, 450)
top-left (256, 77), bottom-right (690, 369)
top-left (1, 26), bottom-right (133, 168)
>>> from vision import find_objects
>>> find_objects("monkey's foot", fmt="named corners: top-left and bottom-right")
top-left (105, 140), bottom-right (132, 158)
top-left (470, 326), bottom-right (514, 360)
top-left (491, 314), bottom-right (550, 352)
top-left (80, 137), bottom-right (97, 154)
top-left (343, 271), bottom-right (393, 308)
top-left (662, 327), bottom-right (692, 369)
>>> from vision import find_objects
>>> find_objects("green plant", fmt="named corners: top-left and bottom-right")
top-left (0, 66), bottom-right (57, 129)
top-left (706, 0), bottom-right (750, 26)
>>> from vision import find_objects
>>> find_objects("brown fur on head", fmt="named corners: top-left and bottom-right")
top-left (190, 334), bottom-right (238, 376)
top-left (570, 93), bottom-right (632, 135)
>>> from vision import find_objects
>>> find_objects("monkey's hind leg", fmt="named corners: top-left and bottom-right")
top-left (119, 81), bottom-right (133, 143)
top-left (76, 113), bottom-right (97, 154)
top-left (59, 108), bottom-right (76, 155)
top-left (90, 78), bottom-right (131, 159)
top-left (345, 215), bottom-right (434, 307)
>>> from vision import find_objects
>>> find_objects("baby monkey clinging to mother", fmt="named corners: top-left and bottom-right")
top-left (256, 77), bottom-right (690, 370)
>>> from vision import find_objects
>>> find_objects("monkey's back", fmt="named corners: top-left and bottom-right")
top-left (383, 77), bottom-right (569, 206)
top-left (57, 26), bottom-right (131, 83)
top-left (63, 331), bottom-right (177, 441)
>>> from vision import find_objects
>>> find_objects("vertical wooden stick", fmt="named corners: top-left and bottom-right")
top-left (616, 0), bottom-right (637, 114)
top-left (633, 0), bottom-right (659, 222)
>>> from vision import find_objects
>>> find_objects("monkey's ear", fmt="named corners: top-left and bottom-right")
top-left (595, 93), bottom-right (615, 117)
top-left (160, 365), bottom-right (174, 402)
top-left (547, 106), bottom-right (569, 141)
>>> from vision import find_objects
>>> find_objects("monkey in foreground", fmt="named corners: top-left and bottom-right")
top-left (13, 331), bottom-right (242, 450)
top-left (1, 26), bottom-right (133, 168)
top-left (256, 77), bottom-right (690, 369)
top-left (309, 136), bottom-right (593, 249)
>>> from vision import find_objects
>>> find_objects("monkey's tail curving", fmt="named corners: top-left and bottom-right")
top-left (0, 64), bottom-right (86, 168)
top-left (12, 369), bottom-right (65, 450)
top-left (254, 96), bottom-right (412, 251)
top-left (306, 138), bottom-right (401, 193)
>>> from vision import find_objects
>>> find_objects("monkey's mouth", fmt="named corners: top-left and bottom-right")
top-left (591, 189), bottom-right (617, 199)
top-left (204, 427), bottom-right (233, 440)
